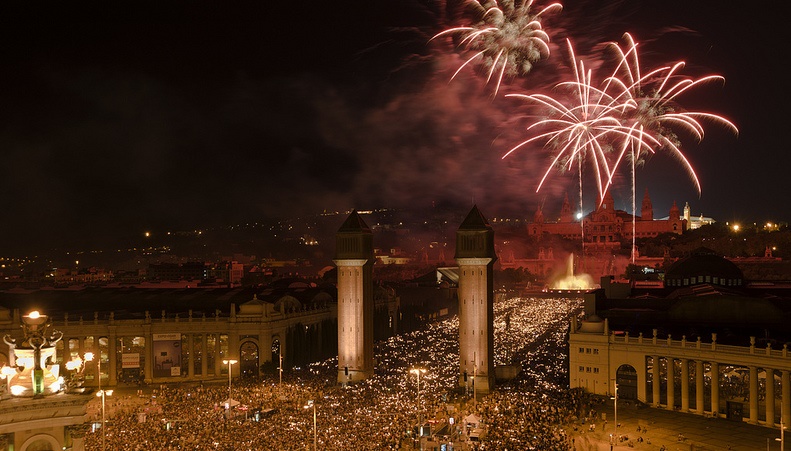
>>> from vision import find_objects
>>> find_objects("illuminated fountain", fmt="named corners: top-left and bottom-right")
top-left (549, 254), bottom-right (596, 292)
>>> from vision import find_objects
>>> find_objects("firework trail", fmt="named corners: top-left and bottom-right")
top-left (502, 33), bottom-right (737, 208)
top-left (502, 39), bottom-right (626, 203)
top-left (502, 39), bottom-right (629, 251)
top-left (430, 0), bottom-right (562, 95)
top-left (605, 32), bottom-right (739, 195)
top-left (604, 33), bottom-right (738, 262)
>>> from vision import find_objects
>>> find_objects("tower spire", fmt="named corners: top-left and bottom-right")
top-left (641, 188), bottom-right (653, 221)
top-left (560, 192), bottom-right (572, 223)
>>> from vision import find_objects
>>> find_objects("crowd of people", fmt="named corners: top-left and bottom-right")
top-left (82, 296), bottom-right (590, 450)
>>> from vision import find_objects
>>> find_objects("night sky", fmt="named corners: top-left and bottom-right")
top-left (0, 0), bottom-right (786, 255)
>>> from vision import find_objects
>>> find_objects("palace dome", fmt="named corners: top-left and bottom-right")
top-left (665, 247), bottom-right (744, 288)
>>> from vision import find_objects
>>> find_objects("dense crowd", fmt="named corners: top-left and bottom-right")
top-left (83, 296), bottom-right (587, 450)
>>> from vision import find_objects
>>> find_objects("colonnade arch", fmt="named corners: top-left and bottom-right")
top-left (616, 364), bottom-right (638, 400)
top-left (571, 327), bottom-right (791, 428)
top-left (239, 340), bottom-right (259, 378)
top-left (20, 434), bottom-right (59, 451)
top-left (644, 354), bottom-right (790, 425)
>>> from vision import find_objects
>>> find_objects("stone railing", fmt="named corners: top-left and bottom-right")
top-left (610, 332), bottom-right (791, 368)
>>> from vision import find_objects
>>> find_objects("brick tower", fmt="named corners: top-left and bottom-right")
top-left (456, 205), bottom-right (497, 395)
top-left (334, 210), bottom-right (374, 384)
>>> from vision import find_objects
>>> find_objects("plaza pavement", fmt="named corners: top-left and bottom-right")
top-left (569, 399), bottom-right (787, 451)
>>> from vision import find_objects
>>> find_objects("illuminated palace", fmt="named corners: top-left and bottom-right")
top-left (528, 190), bottom-right (686, 246)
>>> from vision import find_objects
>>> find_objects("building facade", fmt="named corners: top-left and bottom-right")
top-left (570, 250), bottom-right (791, 427)
top-left (0, 292), bottom-right (398, 389)
top-left (528, 191), bottom-right (687, 246)
top-left (570, 318), bottom-right (791, 427)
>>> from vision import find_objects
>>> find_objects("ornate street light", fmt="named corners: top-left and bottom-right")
top-left (96, 388), bottom-right (113, 450)
top-left (410, 367), bottom-right (427, 449)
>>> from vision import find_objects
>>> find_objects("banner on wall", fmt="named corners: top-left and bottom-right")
top-left (122, 353), bottom-right (140, 369)
top-left (153, 333), bottom-right (182, 377)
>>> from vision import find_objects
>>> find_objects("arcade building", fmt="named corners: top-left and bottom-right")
top-left (570, 247), bottom-right (791, 427)
top-left (0, 287), bottom-right (398, 384)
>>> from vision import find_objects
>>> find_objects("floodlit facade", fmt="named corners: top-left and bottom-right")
top-left (528, 190), bottom-right (687, 245)
top-left (334, 210), bottom-right (375, 384)
top-left (456, 206), bottom-right (497, 395)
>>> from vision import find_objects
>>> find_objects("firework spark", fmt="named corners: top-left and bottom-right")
top-left (605, 32), bottom-right (739, 195)
top-left (503, 33), bottom-right (737, 202)
top-left (504, 33), bottom-right (737, 262)
top-left (603, 32), bottom-right (738, 263)
top-left (502, 39), bottom-right (625, 202)
top-left (430, 0), bottom-right (562, 95)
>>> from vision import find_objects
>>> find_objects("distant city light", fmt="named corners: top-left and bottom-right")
top-left (732, 224), bottom-right (740, 232)
top-left (145, 231), bottom-right (151, 237)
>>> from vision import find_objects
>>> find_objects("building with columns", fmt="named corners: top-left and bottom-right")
top-left (570, 248), bottom-right (791, 427)
top-left (0, 284), bottom-right (398, 389)
top-left (456, 205), bottom-right (497, 395)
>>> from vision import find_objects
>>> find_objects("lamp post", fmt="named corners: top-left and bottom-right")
top-left (222, 359), bottom-right (238, 409)
top-left (610, 380), bottom-right (618, 439)
top-left (473, 360), bottom-right (478, 408)
top-left (410, 368), bottom-right (427, 449)
top-left (278, 352), bottom-right (283, 387)
top-left (96, 387), bottom-right (113, 451)
top-left (303, 399), bottom-right (317, 451)
top-left (410, 368), bottom-right (427, 415)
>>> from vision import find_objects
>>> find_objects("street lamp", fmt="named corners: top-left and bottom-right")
top-left (303, 399), bottom-right (317, 451)
top-left (95, 388), bottom-right (113, 450)
top-left (410, 368), bottom-right (427, 415)
top-left (410, 367), bottom-right (427, 449)
top-left (222, 359), bottom-right (238, 409)
top-left (473, 360), bottom-right (478, 408)
top-left (278, 351), bottom-right (283, 387)
top-left (611, 380), bottom-right (618, 439)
